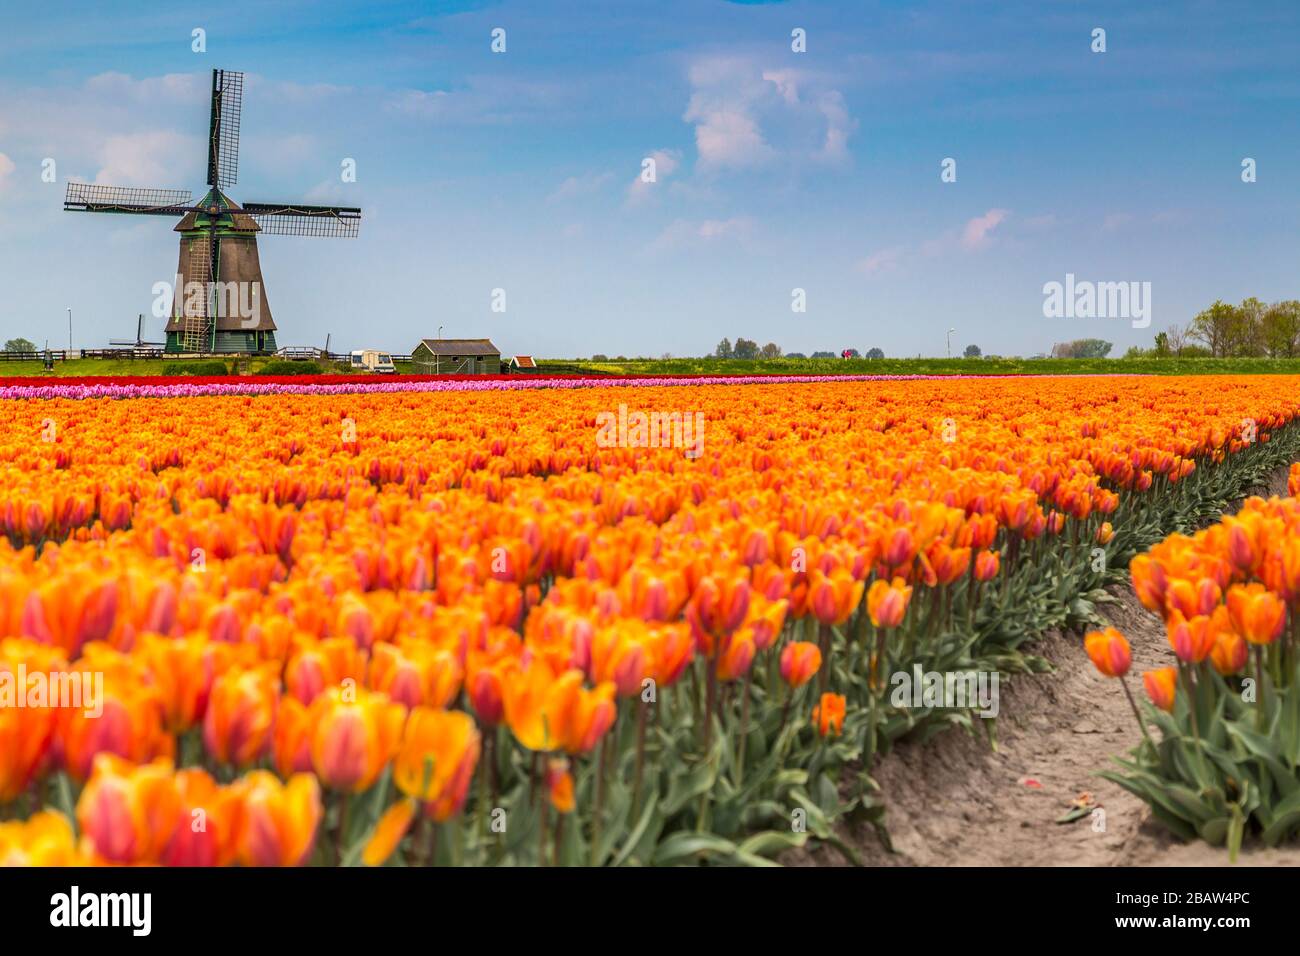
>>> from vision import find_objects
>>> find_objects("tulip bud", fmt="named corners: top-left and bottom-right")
top-left (1142, 668), bottom-right (1177, 713)
top-left (811, 692), bottom-right (846, 737)
top-left (1083, 627), bottom-right (1131, 678)
top-left (778, 641), bottom-right (822, 689)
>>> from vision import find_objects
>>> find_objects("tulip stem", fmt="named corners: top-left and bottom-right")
top-left (1255, 647), bottom-right (1267, 732)
top-left (633, 700), bottom-right (649, 817)
top-left (590, 735), bottom-right (612, 866)
top-left (735, 669), bottom-right (752, 786)
top-left (335, 795), bottom-right (351, 867)
top-left (538, 792), bottom-right (549, 867)
top-left (1118, 675), bottom-right (1153, 750)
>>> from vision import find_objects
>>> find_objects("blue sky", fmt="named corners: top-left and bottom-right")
top-left (1, 0), bottom-right (1297, 358)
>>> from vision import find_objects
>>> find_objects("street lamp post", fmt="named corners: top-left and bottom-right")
top-left (947, 327), bottom-right (956, 359)
top-left (436, 325), bottom-right (443, 375)
top-left (67, 308), bottom-right (73, 353)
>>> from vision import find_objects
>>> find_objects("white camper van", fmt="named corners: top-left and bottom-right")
top-left (350, 349), bottom-right (397, 374)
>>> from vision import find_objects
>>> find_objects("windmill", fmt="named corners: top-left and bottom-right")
top-left (108, 313), bottom-right (165, 350)
top-left (64, 69), bottom-right (361, 355)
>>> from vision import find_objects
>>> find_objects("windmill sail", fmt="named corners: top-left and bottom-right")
top-left (242, 202), bottom-right (362, 238)
top-left (208, 69), bottom-right (244, 189)
top-left (64, 182), bottom-right (194, 215)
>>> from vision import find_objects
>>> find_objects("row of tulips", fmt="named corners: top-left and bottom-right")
top-left (1089, 463), bottom-right (1300, 859)
top-left (3, 377), bottom-right (1300, 864)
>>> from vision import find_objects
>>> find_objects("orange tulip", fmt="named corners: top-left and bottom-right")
top-left (811, 692), bottom-right (846, 737)
top-left (236, 771), bottom-right (322, 867)
top-left (1129, 554), bottom-right (1168, 613)
top-left (0, 811), bottom-right (81, 866)
top-left (715, 631), bottom-right (756, 682)
top-left (1226, 583), bottom-right (1286, 645)
top-left (368, 641), bottom-right (463, 710)
top-left (808, 568), bottom-right (864, 627)
top-left (867, 577), bottom-right (912, 628)
top-left (973, 549), bottom-right (1000, 582)
top-left (203, 665), bottom-right (279, 768)
top-left (643, 622), bottom-right (695, 689)
top-left (362, 798), bottom-right (418, 866)
top-left (161, 768), bottom-right (242, 867)
top-left (0, 668), bottom-right (57, 802)
top-left (685, 574), bottom-right (751, 652)
top-left (60, 680), bottom-right (170, 783)
top-left (467, 662), bottom-right (506, 725)
top-left (779, 641), bottom-right (822, 688)
top-left (1210, 628), bottom-right (1249, 676)
top-left (501, 662), bottom-right (615, 754)
top-left (546, 757), bottom-right (575, 814)
top-left (136, 633), bottom-right (221, 733)
top-left (1165, 611), bottom-right (1216, 664)
top-left (1142, 668), bottom-right (1177, 712)
top-left (285, 636), bottom-right (367, 705)
top-left (589, 625), bottom-right (649, 696)
top-left (272, 694), bottom-right (314, 777)
top-left (309, 687), bottom-right (406, 793)
top-left (393, 707), bottom-right (481, 822)
top-left (76, 755), bottom-right (181, 865)
top-left (1083, 627), bottom-right (1131, 678)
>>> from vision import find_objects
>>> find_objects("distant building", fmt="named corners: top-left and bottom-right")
top-left (411, 337), bottom-right (500, 374)
top-left (508, 355), bottom-right (537, 370)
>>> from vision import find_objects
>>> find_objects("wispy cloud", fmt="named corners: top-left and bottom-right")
top-left (649, 215), bottom-right (756, 254)
top-left (859, 209), bottom-right (1011, 278)
top-left (960, 208), bottom-right (1009, 249)
top-left (625, 149), bottom-right (681, 205)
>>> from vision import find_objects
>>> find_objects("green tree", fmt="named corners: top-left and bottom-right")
top-left (1261, 300), bottom-right (1300, 357)
top-left (865, 347), bottom-right (884, 359)
top-left (963, 344), bottom-right (981, 358)
top-left (732, 337), bottom-right (759, 359)
top-left (714, 338), bottom-right (733, 359)
top-left (1189, 300), bottom-right (1242, 357)
top-left (759, 342), bottom-right (782, 359)
top-left (1051, 338), bottom-right (1113, 358)
top-left (3, 338), bottom-right (36, 353)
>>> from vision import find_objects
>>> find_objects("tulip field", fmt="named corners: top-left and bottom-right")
top-left (2, 373), bottom-right (1300, 866)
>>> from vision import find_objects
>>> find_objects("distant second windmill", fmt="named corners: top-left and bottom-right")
top-left (64, 69), bottom-right (362, 355)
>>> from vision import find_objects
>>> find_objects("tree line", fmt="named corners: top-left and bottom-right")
top-left (1144, 298), bottom-right (1300, 358)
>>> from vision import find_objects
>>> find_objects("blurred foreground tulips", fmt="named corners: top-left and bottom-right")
top-left (1101, 464), bottom-right (1300, 862)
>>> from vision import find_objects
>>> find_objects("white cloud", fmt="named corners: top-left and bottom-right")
top-left (625, 149), bottom-right (681, 205)
top-left (857, 245), bottom-right (905, 277)
top-left (683, 57), bottom-right (855, 171)
top-left (960, 208), bottom-right (1009, 249)
top-left (94, 131), bottom-right (197, 187)
top-left (649, 216), bottom-right (755, 253)
top-left (548, 171), bottom-right (613, 203)
top-left (687, 106), bottom-right (773, 170)
top-left (857, 210), bottom-right (1011, 278)
top-left (84, 71), bottom-right (202, 104)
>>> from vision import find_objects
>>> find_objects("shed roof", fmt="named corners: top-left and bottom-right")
top-left (417, 338), bottom-right (500, 355)
top-left (511, 355), bottom-right (537, 368)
